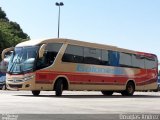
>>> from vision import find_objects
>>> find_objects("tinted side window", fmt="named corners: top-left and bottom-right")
top-left (45, 43), bottom-right (62, 65)
top-left (46, 43), bottom-right (62, 52)
top-left (119, 53), bottom-right (132, 67)
top-left (132, 55), bottom-right (145, 68)
top-left (145, 57), bottom-right (157, 69)
top-left (108, 51), bottom-right (120, 66)
top-left (84, 48), bottom-right (101, 65)
top-left (62, 45), bottom-right (84, 63)
top-left (37, 43), bottom-right (62, 69)
top-left (101, 50), bottom-right (109, 65)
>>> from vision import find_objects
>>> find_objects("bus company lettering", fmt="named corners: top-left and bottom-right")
top-left (76, 64), bottom-right (124, 75)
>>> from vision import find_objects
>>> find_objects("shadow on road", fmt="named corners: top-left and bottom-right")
top-left (14, 94), bottom-right (160, 99)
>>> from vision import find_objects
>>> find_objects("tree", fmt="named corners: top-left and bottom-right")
top-left (0, 7), bottom-right (29, 60)
top-left (0, 7), bottom-right (8, 21)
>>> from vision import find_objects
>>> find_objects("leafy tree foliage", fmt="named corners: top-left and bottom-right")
top-left (0, 7), bottom-right (8, 21)
top-left (0, 7), bottom-right (30, 58)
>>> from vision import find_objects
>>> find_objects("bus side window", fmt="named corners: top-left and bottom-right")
top-left (36, 43), bottom-right (62, 69)
top-left (108, 51), bottom-right (120, 66)
top-left (119, 52), bottom-right (132, 67)
top-left (84, 47), bottom-right (101, 65)
top-left (145, 57), bottom-right (156, 69)
top-left (62, 45), bottom-right (84, 63)
top-left (101, 50), bottom-right (109, 65)
top-left (132, 55), bottom-right (145, 69)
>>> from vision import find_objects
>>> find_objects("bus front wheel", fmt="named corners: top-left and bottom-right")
top-left (121, 82), bottom-right (135, 96)
top-left (101, 91), bottom-right (113, 96)
top-left (32, 90), bottom-right (40, 96)
top-left (55, 79), bottom-right (63, 96)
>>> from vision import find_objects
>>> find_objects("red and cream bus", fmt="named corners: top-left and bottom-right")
top-left (2, 38), bottom-right (158, 96)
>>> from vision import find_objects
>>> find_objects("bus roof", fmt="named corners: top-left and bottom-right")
top-left (16, 38), bottom-right (117, 49)
top-left (16, 38), bottom-right (157, 58)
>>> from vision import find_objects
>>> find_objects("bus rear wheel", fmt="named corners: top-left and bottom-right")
top-left (55, 79), bottom-right (63, 96)
top-left (121, 82), bottom-right (135, 96)
top-left (101, 91), bottom-right (113, 96)
top-left (32, 90), bottom-right (40, 96)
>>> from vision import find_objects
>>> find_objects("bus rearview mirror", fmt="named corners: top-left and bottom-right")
top-left (1, 47), bottom-right (14, 60)
top-left (39, 44), bottom-right (47, 58)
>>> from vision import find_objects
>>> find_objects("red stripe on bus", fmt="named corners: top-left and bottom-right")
top-left (35, 70), bottom-right (157, 86)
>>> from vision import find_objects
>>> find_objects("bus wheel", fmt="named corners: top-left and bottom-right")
top-left (153, 87), bottom-right (158, 92)
top-left (121, 82), bottom-right (135, 96)
top-left (32, 90), bottom-right (40, 96)
top-left (101, 91), bottom-right (113, 96)
top-left (55, 79), bottom-right (63, 96)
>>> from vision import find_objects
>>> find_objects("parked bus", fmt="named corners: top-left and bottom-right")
top-left (0, 60), bottom-right (7, 90)
top-left (1, 38), bottom-right (158, 96)
top-left (0, 50), bottom-right (13, 90)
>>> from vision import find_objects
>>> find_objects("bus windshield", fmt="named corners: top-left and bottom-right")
top-left (7, 46), bottom-right (39, 74)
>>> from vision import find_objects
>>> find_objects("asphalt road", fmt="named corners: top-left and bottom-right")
top-left (0, 91), bottom-right (160, 120)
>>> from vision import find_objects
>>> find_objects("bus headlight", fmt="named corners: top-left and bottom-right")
top-left (23, 75), bottom-right (34, 81)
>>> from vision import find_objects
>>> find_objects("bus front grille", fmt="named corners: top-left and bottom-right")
top-left (8, 84), bottom-right (22, 88)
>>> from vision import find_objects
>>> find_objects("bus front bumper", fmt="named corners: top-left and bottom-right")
top-left (6, 80), bottom-right (35, 91)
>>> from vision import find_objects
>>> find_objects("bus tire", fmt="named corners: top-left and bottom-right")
top-left (55, 79), bottom-right (63, 96)
top-left (121, 81), bottom-right (135, 96)
top-left (32, 90), bottom-right (40, 96)
top-left (101, 91), bottom-right (113, 96)
top-left (153, 87), bottom-right (158, 92)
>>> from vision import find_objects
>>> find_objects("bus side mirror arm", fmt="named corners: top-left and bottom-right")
top-left (39, 44), bottom-right (47, 58)
top-left (1, 47), bottom-right (14, 60)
